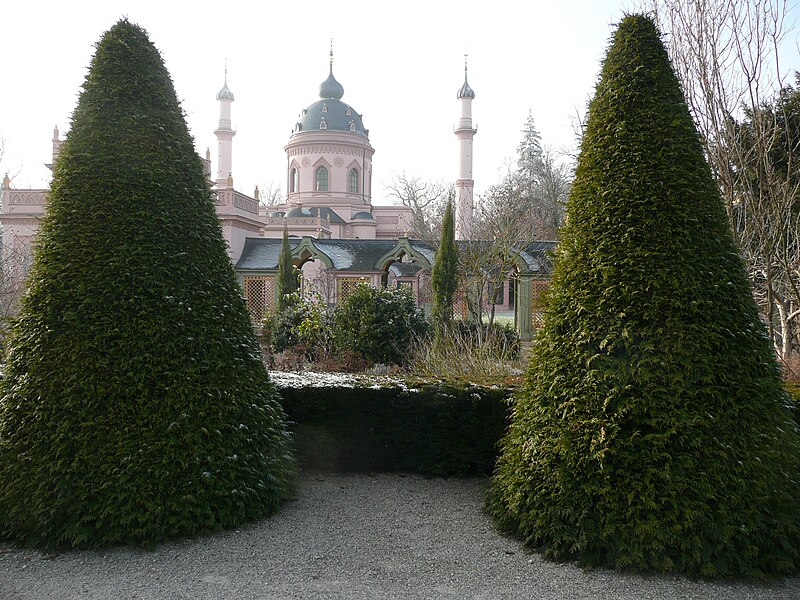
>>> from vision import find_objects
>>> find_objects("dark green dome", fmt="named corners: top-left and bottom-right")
top-left (293, 65), bottom-right (368, 137)
top-left (319, 67), bottom-right (344, 100)
top-left (286, 205), bottom-right (313, 218)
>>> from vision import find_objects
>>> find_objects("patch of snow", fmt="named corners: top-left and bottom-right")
top-left (314, 242), bottom-right (354, 269)
top-left (270, 370), bottom-right (411, 390)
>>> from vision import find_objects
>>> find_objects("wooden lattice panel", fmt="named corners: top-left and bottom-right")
top-left (337, 277), bottom-right (370, 303)
top-left (530, 279), bottom-right (551, 330)
top-left (416, 272), bottom-right (432, 305)
top-left (243, 276), bottom-right (275, 321)
top-left (453, 290), bottom-right (469, 320)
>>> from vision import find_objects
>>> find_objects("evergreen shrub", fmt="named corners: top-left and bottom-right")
top-left (332, 284), bottom-right (428, 366)
top-left (488, 14), bottom-right (800, 578)
top-left (431, 200), bottom-right (459, 338)
top-left (0, 20), bottom-right (295, 548)
top-left (787, 384), bottom-right (800, 427)
top-left (275, 227), bottom-right (298, 313)
top-left (267, 293), bottom-right (331, 358)
top-left (275, 376), bottom-right (511, 475)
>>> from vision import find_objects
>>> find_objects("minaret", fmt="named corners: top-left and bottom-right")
top-left (46, 125), bottom-right (63, 172)
top-left (455, 57), bottom-right (476, 240)
top-left (214, 66), bottom-right (235, 188)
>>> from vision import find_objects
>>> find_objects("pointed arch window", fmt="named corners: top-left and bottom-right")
top-left (289, 167), bottom-right (298, 193)
top-left (320, 117), bottom-right (327, 130)
top-left (315, 166), bottom-right (329, 191)
top-left (348, 168), bottom-right (359, 194)
top-left (349, 121), bottom-right (356, 132)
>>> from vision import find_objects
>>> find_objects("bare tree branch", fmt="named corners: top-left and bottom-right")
top-left (385, 173), bottom-right (452, 241)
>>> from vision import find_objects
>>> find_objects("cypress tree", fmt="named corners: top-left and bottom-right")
top-left (276, 225), bottom-right (297, 313)
top-left (0, 20), bottom-right (295, 548)
top-left (431, 199), bottom-right (458, 337)
top-left (488, 14), bottom-right (800, 578)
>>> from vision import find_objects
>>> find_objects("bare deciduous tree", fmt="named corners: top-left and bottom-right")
top-left (0, 243), bottom-right (31, 351)
top-left (459, 187), bottom-right (535, 333)
top-left (256, 180), bottom-right (284, 212)
top-left (640, 0), bottom-right (799, 369)
top-left (386, 173), bottom-right (452, 241)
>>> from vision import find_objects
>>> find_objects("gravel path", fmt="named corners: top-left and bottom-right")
top-left (1, 472), bottom-right (798, 599)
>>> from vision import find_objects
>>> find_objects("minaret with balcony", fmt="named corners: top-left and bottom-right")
top-left (455, 59), bottom-right (476, 240)
top-left (214, 67), bottom-right (235, 188)
top-left (211, 69), bottom-right (261, 262)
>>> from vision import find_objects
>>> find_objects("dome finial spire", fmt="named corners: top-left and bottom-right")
top-left (457, 54), bottom-right (475, 99)
top-left (319, 40), bottom-right (344, 100)
top-left (217, 60), bottom-right (234, 101)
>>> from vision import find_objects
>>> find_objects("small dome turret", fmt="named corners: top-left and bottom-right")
top-left (286, 204), bottom-right (313, 218)
top-left (457, 60), bottom-right (475, 99)
top-left (320, 67), bottom-right (344, 100)
top-left (217, 68), bottom-right (235, 101)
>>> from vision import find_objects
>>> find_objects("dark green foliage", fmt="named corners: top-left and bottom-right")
top-left (431, 200), bottom-right (459, 338)
top-left (275, 227), bottom-right (298, 313)
top-left (787, 384), bottom-right (800, 428)
top-left (267, 292), bottom-right (331, 358)
top-left (732, 74), bottom-right (800, 212)
top-left (276, 377), bottom-right (511, 475)
top-left (333, 284), bottom-right (428, 365)
top-left (488, 14), bottom-right (800, 578)
top-left (0, 20), bottom-right (295, 548)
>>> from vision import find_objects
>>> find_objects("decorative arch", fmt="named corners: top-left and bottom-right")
top-left (374, 238), bottom-right (432, 272)
top-left (346, 158), bottom-right (366, 197)
top-left (314, 164), bottom-right (329, 192)
top-left (292, 237), bottom-right (334, 269)
top-left (288, 161), bottom-right (300, 193)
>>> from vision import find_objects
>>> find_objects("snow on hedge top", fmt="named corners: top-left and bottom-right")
top-left (269, 370), bottom-right (414, 390)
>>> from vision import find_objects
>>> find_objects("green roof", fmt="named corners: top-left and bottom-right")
top-left (235, 237), bottom-right (555, 274)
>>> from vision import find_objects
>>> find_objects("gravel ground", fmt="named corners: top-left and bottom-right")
top-left (1, 472), bottom-right (798, 599)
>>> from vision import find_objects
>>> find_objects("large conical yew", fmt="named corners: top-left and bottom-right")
top-left (488, 14), bottom-right (800, 578)
top-left (0, 20), bottom-right (295, 548)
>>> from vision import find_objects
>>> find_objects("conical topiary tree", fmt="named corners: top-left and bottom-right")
top-left (431, 199), bottom-right (458, 339)
top-left (0, 20), bottom-right (295, 548)
top-left (488, 14), bottom-right (800, 578)
top-left (276, 225), bottom-right (298, 313)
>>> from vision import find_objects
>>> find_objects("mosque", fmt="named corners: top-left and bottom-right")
top-left (0, 55), bottom-right (552, 340)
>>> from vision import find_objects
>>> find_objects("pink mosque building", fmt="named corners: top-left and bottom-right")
top-left (0, 57), bottom-right (552, 340)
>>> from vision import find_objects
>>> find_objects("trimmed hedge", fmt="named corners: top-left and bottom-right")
top-left (787, 384), bottom-right (800, 427)
top-left (0, 20), bottom-right (295, 549)
top-left (488, 14), bottom-right (800, 579)
top-left (274, 375), bottom-right (511, 475)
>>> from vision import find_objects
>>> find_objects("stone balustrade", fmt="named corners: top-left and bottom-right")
top-left (264, 216), bottom-right (326, 227)
top-left (2, 190), bottom-right (49, 209)
top-left (214, 189), bottom-right (259, 215)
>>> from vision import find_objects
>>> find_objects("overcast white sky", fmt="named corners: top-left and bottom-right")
top-left (1, 1), bottom-right (798, 204)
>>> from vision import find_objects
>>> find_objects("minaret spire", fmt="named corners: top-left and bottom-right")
top-left (214, 62), bottom-right (236, 187)
top-left (455, 56), bottom-right (477, 240)
top-left (47, 124), bottom-right (63, 172)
